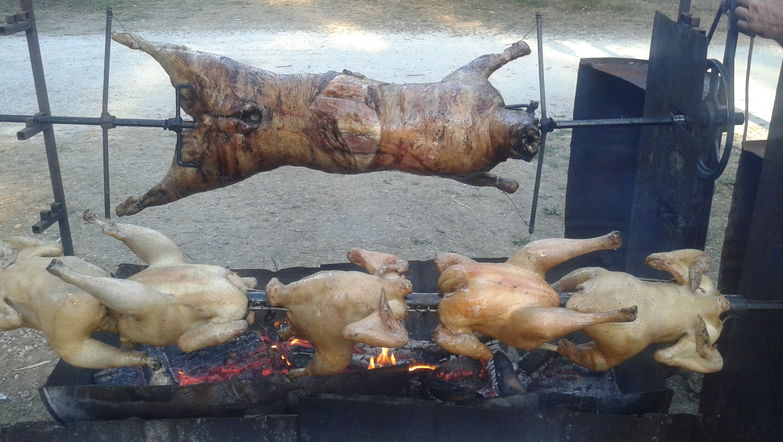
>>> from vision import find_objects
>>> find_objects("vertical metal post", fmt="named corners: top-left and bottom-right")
top-left (101, 8), bottom-right (113, 218)
top-left (528, 12), bottom-right (547, 234)
top-left (20, 0), bottom-right (74, 255)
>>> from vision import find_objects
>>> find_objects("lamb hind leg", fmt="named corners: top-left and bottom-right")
top-left (506, 231), bottom-right (622, 274)
top-left (83, 210), bottom-right (185, 266)
top-left (444, 40), bottom-right (531, 80)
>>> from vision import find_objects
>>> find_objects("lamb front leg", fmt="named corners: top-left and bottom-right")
top-left (506, 231), bottom-right (622, 274)
top-left (83, 210), bottom-right (185, 266)
top-left (456, 172), bottom-right (519, 193)
top-left (47, 259), bottom-right (173, 316)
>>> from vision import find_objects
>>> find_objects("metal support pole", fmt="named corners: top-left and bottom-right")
top-left (528, 12), bottom-right (547, 234)
top-left (19, 0), bottom-right (74, 255)
top-left (101, 8), bottom-right (113, 218)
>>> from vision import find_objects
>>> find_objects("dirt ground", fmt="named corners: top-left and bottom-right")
top-left (0, 0), bottom-right (780, 426)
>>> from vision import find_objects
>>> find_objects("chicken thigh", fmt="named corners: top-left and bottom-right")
top-left (265, 249), bottom-right (412, 378)
top-left (1, 237), bottom-right (153, 369)
top-left (551, 249), bottom-right (729, 373)
top-left (433, 232), bottom-right (637, 360)
top-left (47, 211), bottom-right (253, 353)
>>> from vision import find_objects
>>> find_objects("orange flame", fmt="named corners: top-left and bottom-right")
top-left (368, 347), bottom-right (400, 370)
top-left (408, 364), bottom-right (437, 372)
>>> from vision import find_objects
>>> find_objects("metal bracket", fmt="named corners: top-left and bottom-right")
top-left (170, 84), bottom-right (200, 168)
top-left (16, 112), bottom-right (48, 140)
top-left (0, 11), bottom-right (30, 35)
top-left (32, 202), bottom-right (65, 234)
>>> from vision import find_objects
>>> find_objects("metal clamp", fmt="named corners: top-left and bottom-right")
top-left (170, 84), bottom-right (200, 168)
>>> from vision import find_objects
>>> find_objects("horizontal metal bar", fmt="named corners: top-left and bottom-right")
top-left (549, 114), bottom-right (686, 131)
top-left (247, 290), bottom-right (441, 311)
top-left (0, 114), bottom-right (196, 129)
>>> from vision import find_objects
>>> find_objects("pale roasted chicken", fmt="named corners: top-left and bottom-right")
top-left (38, 211), bottom-right (254, 368)
top-left (1, 236), bottom-right (154, 369)
top-left (551, 249), bottom-right (729, 373)
top-left (110, 33), bottom-right (541, 216)
top-left (433, 232), bottom-right (637, 360)
top-left (266, 249), bottom-right (412, 378)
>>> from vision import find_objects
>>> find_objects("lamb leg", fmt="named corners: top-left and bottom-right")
top-left (457, 172), bottom-right (519, 193)
top-left (83, 210), bottom-right (185, 266)
top-left (444, 40), bottom-right (531, 81)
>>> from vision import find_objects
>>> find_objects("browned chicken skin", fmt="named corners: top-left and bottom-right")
top-left (110, 33), bottom-right (541, 216)
top-left (265, 249), bottom-right (412, 378)
top-left (433, 232), bottom-right (637, 360)
top-left (552, 249), bottom-right (729, 373)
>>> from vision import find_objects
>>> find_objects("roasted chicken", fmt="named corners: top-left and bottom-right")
top-left (45, 211), bottom-right (254, 361)
top-left (110, 33), bottom-right (541, 216)
top-left (1, 236), bottom-right (154, 369)
top-left (433, 232), bottom-right (637, 360)
top-left (266, 249), bottom-right (412, 378)
top-left (551, 249), bottom-right (729, 373)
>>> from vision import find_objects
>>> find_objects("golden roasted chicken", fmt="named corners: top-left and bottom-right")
top-left (551, 249), bottom-right (729, 373)
top-left (433, 232), bottom-right (637, 360)
top-left (266, 249), bottom-right (412, 377)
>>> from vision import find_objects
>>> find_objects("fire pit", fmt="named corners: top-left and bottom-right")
top-left (40, 259), bottom-right (672, 424)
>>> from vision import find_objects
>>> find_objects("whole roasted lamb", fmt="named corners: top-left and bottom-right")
top-left (111, 33), bottom-right (541, 216)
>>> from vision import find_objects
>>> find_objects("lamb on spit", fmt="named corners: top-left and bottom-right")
top-left (265, 249), bottom-right (412, 378)
top-left (433, 232), bottom-right (637, 360)
top-left (110, 33), bottom-right (541, 216)
top-left (40, 211), bottom-right (254, 367)
top-left (551, 249), bottom-right (729, 373)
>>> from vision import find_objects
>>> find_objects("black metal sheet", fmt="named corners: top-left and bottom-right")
top-left (562, 58), bottom-right (647, 277)
top-left (297, 396), bottom-right (707, 442)
top-left (625, 12), bottom-right (713, 278)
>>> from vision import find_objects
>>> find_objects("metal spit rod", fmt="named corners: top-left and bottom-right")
top-left (246, 289), bottom-right (783, 315)
top-left (0, 114), bottom-right (197, 131)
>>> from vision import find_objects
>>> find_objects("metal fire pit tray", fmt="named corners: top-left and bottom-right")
top-left (40, 259), bottom-right (671, 423)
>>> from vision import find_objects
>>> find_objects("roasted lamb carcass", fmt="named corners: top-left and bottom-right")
top-left (433, 232), bottom-right (637, 360)
top-left (46, 211), bottom-right (254, 356)
top-left (265, 249), bottom-right (412, 378)
top-left (0, 237), bottom-right (154, 369)
top-left (110, 33), bottom-right (541, 216)
top-left (551, 249), bottom-right (729, 373)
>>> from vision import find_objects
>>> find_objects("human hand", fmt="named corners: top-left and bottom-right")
top-left (736, 0), bottom-right (783, 44)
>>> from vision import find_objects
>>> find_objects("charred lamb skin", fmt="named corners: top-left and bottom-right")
top-left (552, 249), bottom-right (730, 373)
top-left (265, 249), bottom-right (412, 378)
top-left (111, 33), bottom-right (541, 216)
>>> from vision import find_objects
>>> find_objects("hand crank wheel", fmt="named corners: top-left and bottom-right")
top-left (696, 59), bottom-right (735, 180)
